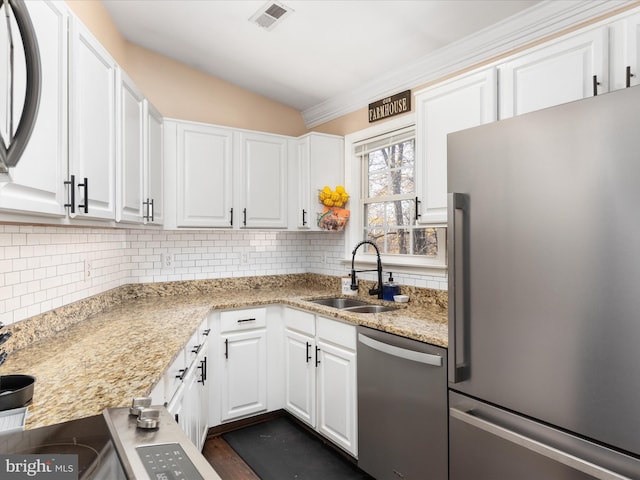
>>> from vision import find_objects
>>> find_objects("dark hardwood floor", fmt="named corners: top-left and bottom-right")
top-left (202, 435), bottom-right (261, 480)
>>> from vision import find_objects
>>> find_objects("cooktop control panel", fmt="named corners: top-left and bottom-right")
top-left (136, 443), bottom-right (203, 480)
top-left (103, 406), bottom-right (221, 480)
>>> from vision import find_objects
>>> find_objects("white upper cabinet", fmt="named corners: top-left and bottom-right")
top-left (414, 67), bottom-right (497, 224)
top-left (166, 121), bottom-right (289, 229)
top-left (609, 12), bottom-right (640, 91)
top-left (173, 121), bottom-right (233, 228)
top-left (499, 28), bottom-right (608, 119)
top-left (0, 0), bottom-right (68, 217)
top-left (68, 17), bottom-right (117, 220)
top-left (116, 69), bottom-right (145, 223)
top-left (235, 131), bottom-right (288, 229)
top-left (291, 133), bottom-right (344, 230)
top-left (144, 100), bottom-right (164, 225)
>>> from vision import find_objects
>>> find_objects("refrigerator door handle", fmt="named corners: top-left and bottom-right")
top-left (448, 192), bottom-right (469, 383)
top-left (450, 406), bottom-right (630, 480)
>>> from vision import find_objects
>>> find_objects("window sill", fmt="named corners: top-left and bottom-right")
top-left (340, 257), bottom-right (447, 277)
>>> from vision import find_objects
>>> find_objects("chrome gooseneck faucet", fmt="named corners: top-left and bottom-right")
top-left (350, 240), bottom-right (383, 299)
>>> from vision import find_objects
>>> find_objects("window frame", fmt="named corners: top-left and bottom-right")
top-left (343, 114), bottom-right (447, 275)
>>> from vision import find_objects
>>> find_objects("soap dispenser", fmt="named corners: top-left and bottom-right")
top-left (383, 272), bottom-right (400, 301)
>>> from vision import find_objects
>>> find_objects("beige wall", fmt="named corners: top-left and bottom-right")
top-left (66, 0), bottom-right (308, 136)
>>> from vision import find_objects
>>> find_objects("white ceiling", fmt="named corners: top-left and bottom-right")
top-left (102, 0), bottom-right (542, 113)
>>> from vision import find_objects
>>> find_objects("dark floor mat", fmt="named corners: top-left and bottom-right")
top-left (222, 416), bottom-right (373, 480)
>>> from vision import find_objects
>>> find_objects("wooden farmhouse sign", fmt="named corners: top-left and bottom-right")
top-left (368, 90), bottom-right (411, 122)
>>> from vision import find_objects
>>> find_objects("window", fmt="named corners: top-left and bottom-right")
top-left (354, 126), bottom-right (446, 266)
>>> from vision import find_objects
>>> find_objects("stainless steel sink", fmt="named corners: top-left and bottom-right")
top-left (309, 297), bottom-right (369, 309)
top-left (343, 305), bottom-right (399, 313)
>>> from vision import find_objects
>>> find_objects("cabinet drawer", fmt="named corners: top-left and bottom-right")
top-left (283, 308), bottom-right (316, 336)
top-left (164, 349), bottom-right (187, 402)
top-left (220, 308), bottom-right (267, 332)
top-left (316, 316), bottom-right (356, 350)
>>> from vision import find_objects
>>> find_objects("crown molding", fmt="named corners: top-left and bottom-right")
top-left (302, 0), bottom-right (636, 128)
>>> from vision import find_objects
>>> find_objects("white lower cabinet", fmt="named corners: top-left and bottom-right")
top-left (283, 308), bottom-right (358, 456)
top-left (181, 343), bottom-right (209, 450)
top-left (217, 308), bottom-right (268, 422)
top-left (284, 326), bottom-right (316, 426)
top-left (159, 306), bottom-right (356, 456)
top-left (161, 318), bottom-right (209, 451)
top-left (220, 328), bottom-right (268, 421)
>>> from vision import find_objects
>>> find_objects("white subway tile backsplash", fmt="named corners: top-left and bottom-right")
top-left (0, 224), bottom-right (446, 325)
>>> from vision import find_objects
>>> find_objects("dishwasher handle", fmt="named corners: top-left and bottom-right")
top-left (358, 333), bottom-right (442, 367)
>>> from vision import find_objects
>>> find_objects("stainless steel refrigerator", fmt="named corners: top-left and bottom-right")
top-left (447, 85), bottom-right (640, 479)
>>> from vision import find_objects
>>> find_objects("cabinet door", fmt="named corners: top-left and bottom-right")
top-left (69, 18), bottom-right (117, 220)
top-left (220, 329), bottom-right (267, 422)
top-left (195, 350), bottom-right (209, 449)
top-left (610, 13), bottom-right (640, 91)
top-left (166, 382), bottom-right (185, 428)
top-left (415, 68), bottom-right (497, 224)
top-left (236, 131), bottom-right (288, 228)
top-left (144, 101), bottom-right (163, 224)
top-left (176, 122), bottom-right (233, 227)
top-left (292, 133), bottom-right (344, 230)
top-left (117, 70), bottom-right (144, 223)
top-left (316, 338), bottom-right (357, 455)
top-left (182, 363), bottom-right (199, 445)
top-left (499, 28), bottom-right (608, 119)
top-left (284, 328), bottom-right (316, 427)
top-left (0, 0), bottom-right (68, 217)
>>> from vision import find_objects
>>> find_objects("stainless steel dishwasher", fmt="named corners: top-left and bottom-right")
top-left (357, 326), bottom-right (447, 480)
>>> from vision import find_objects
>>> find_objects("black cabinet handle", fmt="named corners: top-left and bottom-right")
top-left (315, 346), bottom-right (321, 367)
top-left (415, 196), bottom-right (421, 222)
top-left (143, 198), bottom-right (154, 221)
top-left (202, 328), bottom-right (211, 336)
top-left (592, 75), bottom-right (600, 96)
top-left (230, 207), bottom-right (234, 226)
top-left (64, 175), bottom-right (76, 213)
top-left (626, 66), bottom-right (635, 88)
top-left (224, 338), bottom-right (229, 359)
top-left (175, 413), bottom-right (179, 423)
top-left (237, 318), bottom-right (256, 323)
top-left (78, 177), bottom-right (89, 213)
top-left (191, 344), bottom-right (201, 354)
top-left (198, 357), bottom-right (207, 384)
top-left (306, 342), bottom-right (312, 363)
top-left (243, 208), bottom-right (247, 226)
top-left (202, 356), bottom-right (207, 381)
top-left (302, 209), bottom-right (307, 226)
top-left (175, 367), bottom-right (187, 381)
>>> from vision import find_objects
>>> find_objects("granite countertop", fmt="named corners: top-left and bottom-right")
top-left (0, 274), bottom-right (447, 429)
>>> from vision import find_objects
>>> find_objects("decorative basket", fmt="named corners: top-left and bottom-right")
top-left (317, 206), bottom-right (350, 231)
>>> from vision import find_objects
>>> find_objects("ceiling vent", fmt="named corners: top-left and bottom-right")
top-left (249, 1), bottom-right (292, 31)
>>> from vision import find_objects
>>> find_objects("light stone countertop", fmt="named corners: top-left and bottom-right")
top-left (0, 274), bottom-right (447, 429)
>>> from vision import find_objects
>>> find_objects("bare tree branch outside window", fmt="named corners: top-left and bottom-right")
top-left (362, 135), bottom-right (439, 257)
